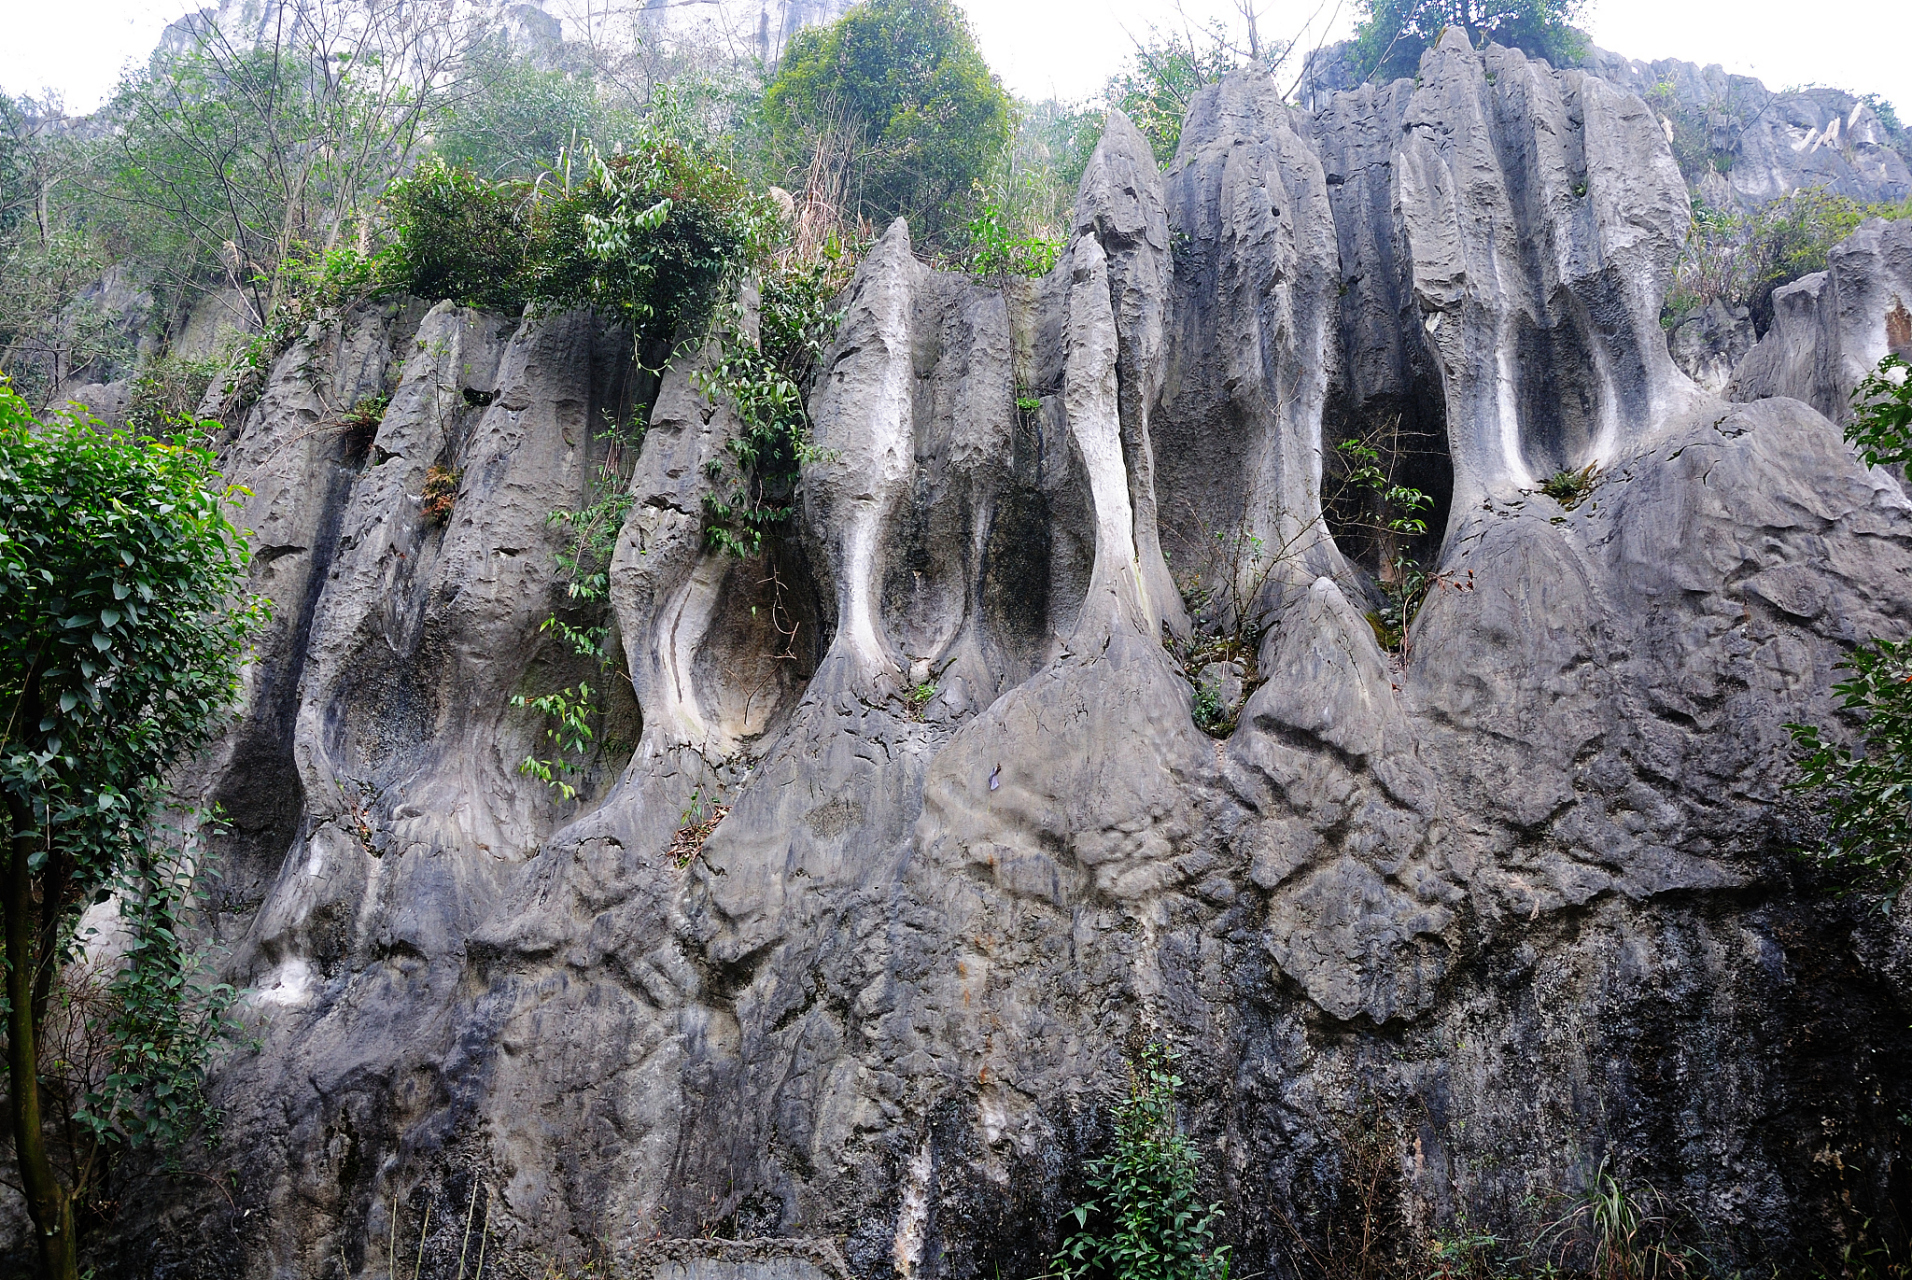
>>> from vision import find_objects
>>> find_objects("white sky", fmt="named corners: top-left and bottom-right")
top-left (2, 0), bottom-right (1908, 119)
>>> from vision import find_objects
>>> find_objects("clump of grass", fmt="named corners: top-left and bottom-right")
top-left (1541, 464), bottom-right (1596, 508)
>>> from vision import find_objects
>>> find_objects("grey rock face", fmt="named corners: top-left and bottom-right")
top-left (1582, 47), bottom-right (1912, 207)
top-left (1299, 39), bottom-right (1912, 211)
top-left (1729, 216), bottom-right (1912, 421)
top-left (67, 40), bottom-right (1912, 1280)
top-left (1668, 298), bottom-right (1756, 393)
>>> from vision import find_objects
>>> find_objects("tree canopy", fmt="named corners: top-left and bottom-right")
top-left (1351, 0), bottom-right (1586, 83)
top-left (761, 0), bottom-right (1012, 248)
top-left (1, 383), bottom-right (265, 1280)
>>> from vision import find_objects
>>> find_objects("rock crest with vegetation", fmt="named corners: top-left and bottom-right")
top-left (22, 20), bottom-right (1912, 1280)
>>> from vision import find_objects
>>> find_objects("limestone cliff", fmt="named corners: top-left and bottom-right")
top-left (53, 31), bottom-right (1912, 1280)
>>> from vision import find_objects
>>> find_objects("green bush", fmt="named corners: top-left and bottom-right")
top-left (381, 133), bottom-right (776, 353)
top-left (380, 159), bottom-right (533, 313)
top-left (1846, 355), bottom-right (1912, 469)
top-left (1670, 189), bottom-right (1912, 331)
top-left (1054, 1044), bottom-right (1232, 1280)
top-left (761, 0), bottom-right (1012, 249)
top-left (1787, 356), bottom-right (1912, 903)
top-left (1351, 0), bottom-right (1586, 83)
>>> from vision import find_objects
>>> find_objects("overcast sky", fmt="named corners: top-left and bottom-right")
top-left (4, 0), bottom-right (1908, 119)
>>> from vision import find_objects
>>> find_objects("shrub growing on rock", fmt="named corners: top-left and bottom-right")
top-left (1054, 1044), bottom-right (1231, 1280)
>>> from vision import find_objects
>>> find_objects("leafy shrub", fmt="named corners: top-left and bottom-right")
top-left (1055, 1043), bottom-right (1231, 1280)
top-left (1670, 189), bottom-right (1912, 332)
top-left (1845, 355), bottom-right (1912, 468)
top-left (380, 134), bottom-right (776, 355)
top-left (964, 189), bottom-right (1062, 279)
top-left (1787, 634), bottom-right (1912, 901)
top-left (380, 159), bottom-right (532, 313)
top-left (0, 382), bottom-right (267, 1277)
top-left (761, 0), bottom-right (1012, 250)
top-left (421, 464), bottom-right (461, 525)
top-left (1352, 0), bottom-right (1586, 84)
top-left (1787, 356), bottom-right (1912, 903)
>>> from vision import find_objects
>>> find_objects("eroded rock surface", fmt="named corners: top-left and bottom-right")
top-left (1730, 215), bottom-right (1912, 422)
top-left (60, 38), bottom-right (1912, 1280)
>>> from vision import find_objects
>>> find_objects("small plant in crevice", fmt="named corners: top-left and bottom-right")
top-left (1054, 1042), bottom-right (1231, 1280)
top-left (1327, 425), bottom-right (1455, 661)
top-left (1165, 523), bottom-right (1293, 739)
top-left (1191, 684), bottom-right (1233, 738)
top-left (335, 393), bottom-right (390, 467)
top-left (511, 683), bottom-right (596, 802)
top-left (669, 790), bottom-right (730, 869)
top-left (907, 681), bottom-right (939, 721)
top-left (1541, 463), bottom-right (1597, 508)
top-left (421, 464), bottom-right (461, 526)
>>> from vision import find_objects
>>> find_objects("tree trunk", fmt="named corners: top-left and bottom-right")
top-left (2, 669), bottom-right (78, 1280)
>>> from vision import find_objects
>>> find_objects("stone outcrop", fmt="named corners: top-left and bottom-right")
top-left (1585, 48), bottom-right (1912, 209)
top-left (1729, 215), bottom-right (1912, 421)
top-left (44, 34), bottom-right (1912, 1280)
top-left (1299, 40), bottom-right (1912, 212)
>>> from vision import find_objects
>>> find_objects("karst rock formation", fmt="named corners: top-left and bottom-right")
top-left (62, 29), bottom-right (1912, 1279)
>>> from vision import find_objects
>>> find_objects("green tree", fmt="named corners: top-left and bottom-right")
top-left (0, 383), bottom-right (266, 1279)
top-left (1055, 1043), bottom-right (1232, 1280)
top-left (761, 0), bottom-right (1012, 249)
top-left (1104, 25), bottom-right (1242, 164)
top-left (0, 95), bottom-right (130, 407)
top-left (95, 0), bottom-right (464, 330)
top-left (1351, 0), bottom-right (1586, 83)
top-left (434, 39), bottom-right (608, 181)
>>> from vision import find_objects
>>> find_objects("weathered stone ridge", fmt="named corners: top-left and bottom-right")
top-left (54, 34), bottom-right (1912, 1280)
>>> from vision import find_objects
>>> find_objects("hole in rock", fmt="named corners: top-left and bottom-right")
top-left (1321, 382), bottom-right (1454, 594)
top-left (691, 532), bottom-right (827, 748)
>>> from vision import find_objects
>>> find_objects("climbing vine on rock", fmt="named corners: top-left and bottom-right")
top-left (514, 449), bottom-right (637, 801)
top-left (695, 247), bottom-right (852, 558)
